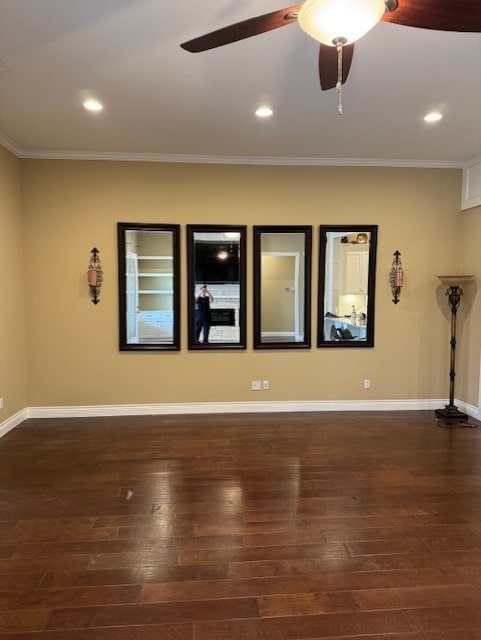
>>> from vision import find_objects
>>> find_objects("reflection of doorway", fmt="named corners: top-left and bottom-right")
top-left (261, 253), bottom-right (301, 341)
top-left (126, 252), bottom-right (139, 342)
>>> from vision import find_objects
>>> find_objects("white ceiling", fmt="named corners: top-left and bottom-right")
top-left (0, 0), bottom-right (480, 166)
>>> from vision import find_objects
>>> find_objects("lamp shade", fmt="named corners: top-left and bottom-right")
top-left (437, 275), bottom-right (474, 287)
top-left (298, 0), bottom-right (386, 46)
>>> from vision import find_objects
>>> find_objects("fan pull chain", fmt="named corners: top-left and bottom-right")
top-left (336, 39), bottom-right (344, 116)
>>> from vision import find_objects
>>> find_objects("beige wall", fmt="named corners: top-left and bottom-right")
top-left (13, 159), bottom-right (474, 412)
top-left (0, 146), bottom-right (27, 421)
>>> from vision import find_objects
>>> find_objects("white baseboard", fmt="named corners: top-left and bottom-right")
top-left (26, 398), bottom-right (478, 418)
top-left (451, 400), bottom-right (478, 419)
top-left (1, 399), bottom-right (478, 436)
top-left (0, 408), bottom-right (29, 438)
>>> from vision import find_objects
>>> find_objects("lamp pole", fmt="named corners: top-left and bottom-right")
top-left (435, 275), bottom-right (473, 421)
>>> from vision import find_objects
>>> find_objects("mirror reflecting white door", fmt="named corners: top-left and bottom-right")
top-left (254, 226), bottom-right (312, 349)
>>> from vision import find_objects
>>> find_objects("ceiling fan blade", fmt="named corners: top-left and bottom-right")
top-left (382, 0), bottom-right (481, 32)
top-left (319, 43), bottom-right (354, 90)
top-left (181, 5), bottom-right (301, 52)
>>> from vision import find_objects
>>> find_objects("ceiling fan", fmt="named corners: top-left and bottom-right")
top-left (181, 0), bottom-right (481, 93)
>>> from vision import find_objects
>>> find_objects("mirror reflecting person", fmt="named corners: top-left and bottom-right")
top-left (195, 285), bottom-right (214, 344)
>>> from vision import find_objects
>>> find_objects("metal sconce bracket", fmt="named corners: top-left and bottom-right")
top-left (87, 247), bottom-right (103, 304)
top-left (389, 250), bottom-right (403, 304)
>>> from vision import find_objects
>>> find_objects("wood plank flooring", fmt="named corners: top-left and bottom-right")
top-left (0, 410), bottom-right (481, 639)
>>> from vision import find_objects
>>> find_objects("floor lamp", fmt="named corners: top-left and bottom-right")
top-left (435, 275), bottom-right (474, 421)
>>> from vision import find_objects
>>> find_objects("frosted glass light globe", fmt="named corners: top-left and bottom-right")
top-left (298, 0), bottom-right (386, 46)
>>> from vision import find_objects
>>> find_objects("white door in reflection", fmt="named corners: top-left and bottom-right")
top-left (261, 252), bottom-right (302, 342)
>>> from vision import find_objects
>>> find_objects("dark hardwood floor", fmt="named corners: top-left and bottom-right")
top-left (0, 410), bottom-right (481, 639)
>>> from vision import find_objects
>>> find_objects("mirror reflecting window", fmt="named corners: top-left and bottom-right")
top-left (118, 223), bottom-right (180, 350)
top-left (187, 225), bottom-right (246, 349)
top-left (254, 226), bottom-right (312, 349)
top-left (318, 225), bottom-right (377, 347)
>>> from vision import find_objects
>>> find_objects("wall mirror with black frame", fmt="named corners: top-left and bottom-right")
top-left (187, 225), bottom-right (246, 350)
top-left (318, 225), bottom-right (378, 348)
top-left (117, 223), bottom-right (180, 351)
top-left (253, 225), bottom-right (312, 349)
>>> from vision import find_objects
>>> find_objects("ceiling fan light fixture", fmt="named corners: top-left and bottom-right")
top-left (298, 0), bottom-right (386, 45)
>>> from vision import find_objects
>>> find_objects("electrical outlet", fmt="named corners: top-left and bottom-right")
top-left (0, 398), bottom-right (3, 409)
top-left (251, 380), bottom-right (262, 391)
top-left (262, 380), bottom-right (269, 390)
top-left (363, 379), bottom-right (371, 389)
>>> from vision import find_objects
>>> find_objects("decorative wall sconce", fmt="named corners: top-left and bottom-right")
top-left (87, 247), bottom-right (103, 305)
top-left (389, 250), bottom-right (403, 304)
top-left (435, 275), bottom-right (474, 424)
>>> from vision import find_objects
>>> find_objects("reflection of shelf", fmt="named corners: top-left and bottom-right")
top-left (137, 255), bottom-right (173, 302)
top-left (138, 255), bottom-right (173, 260)
top-left (138, 257), bottom-right (173, 279)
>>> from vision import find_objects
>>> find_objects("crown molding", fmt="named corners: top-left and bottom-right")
top-left (0, 131), bottom-right (24, 157)
top-left (15, 148), bottom-right (465, 169)
top-left (0, 126), bottom-right (475, 168)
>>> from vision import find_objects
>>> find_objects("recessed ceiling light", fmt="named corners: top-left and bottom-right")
top-left (83, 99), bottom-right (103, 112)
top-left (424, 112), bottom-right (443, 123)
top-left (256, 106), bottom-right (273, 118)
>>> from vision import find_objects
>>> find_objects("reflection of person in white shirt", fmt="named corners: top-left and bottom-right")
top-left (195, 285), bottom-right (214, 344)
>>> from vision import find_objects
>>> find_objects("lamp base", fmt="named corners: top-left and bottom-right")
top-left (435, 405), bottom-right (468, 420)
